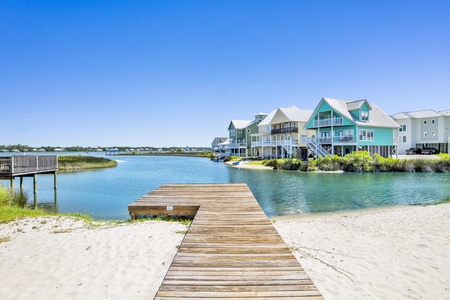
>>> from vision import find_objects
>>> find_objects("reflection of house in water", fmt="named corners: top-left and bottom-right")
top-left (105, 147), bottom-right (119, 156)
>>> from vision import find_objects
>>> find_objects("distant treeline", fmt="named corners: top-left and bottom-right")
top-left (263, 152), bottom-right (450, 173)
top-left (122, 151), bottom-right (213, 158)
top-left (0, 144), bottom-right (211, 153)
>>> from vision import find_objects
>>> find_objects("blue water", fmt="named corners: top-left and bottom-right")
top-left (2, 154), bottom-right (450, 220)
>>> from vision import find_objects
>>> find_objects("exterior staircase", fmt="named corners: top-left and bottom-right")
top-left (306, 141), bottom-right (328, 158)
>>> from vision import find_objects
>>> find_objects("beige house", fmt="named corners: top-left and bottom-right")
top-left (250, 106), bottom-right (313, 159)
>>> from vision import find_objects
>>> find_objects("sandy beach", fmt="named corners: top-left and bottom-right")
top-left (1, 204), bottom-right (449, 299)
top-left (274, 204), bottom-right (450, 299)
top-left (0, 217), bottom-right (187, 300)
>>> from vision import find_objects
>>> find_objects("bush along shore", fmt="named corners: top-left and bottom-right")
top-left (262, 152), bottom-right (450, 172)
top-left (58, 155), bottom-right (117, 171)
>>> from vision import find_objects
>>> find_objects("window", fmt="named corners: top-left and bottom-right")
top-left (247, 129), bottom-right (251, 133)
top-left (238, 129), bottom-right (242, 133)
top-left (400, 125), bottom-right (406, 132)
top-left (361, 111), bottom-right (369, 121)
top-left (359, 129), bottom-right (374, 141)
top-left (424, 120), bottom-right (427, 125)
top-left (424, 131), bottom-right (427, 137)
top-left (403, 136), bottom-right (407, 143)
top-left (432, 131), bottom-right (436, 136)
top-left (432, 119), bottom-right (435, 124)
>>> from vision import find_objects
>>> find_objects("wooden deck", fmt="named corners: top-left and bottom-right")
top-left (0, 155), bottom-right (58, 178)
top-left (128, 184), bottom-right (323, 299)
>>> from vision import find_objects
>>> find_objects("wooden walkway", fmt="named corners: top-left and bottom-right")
top-left (128, 184), bottom-right (323, 299)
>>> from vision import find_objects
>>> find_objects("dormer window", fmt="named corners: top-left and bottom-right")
top-left (361, 111), bottom-right (369, 121)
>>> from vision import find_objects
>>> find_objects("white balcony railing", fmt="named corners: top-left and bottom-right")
top-left (227, 143), bottom-right (247, 149)
top-left (251, 140), bottom-right (299, 147)
top-left (301, 136), bottom-right (356, 144)
top-left (314, 118), bottom-right (343, 127)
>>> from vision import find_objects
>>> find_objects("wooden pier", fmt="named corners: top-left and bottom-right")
top-left (0, 156), bottom-right (58, 203)
top-left (128, 184), bottom-right (323, 299)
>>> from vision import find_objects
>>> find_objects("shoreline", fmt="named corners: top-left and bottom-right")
top-left (1, 203), bottom-right (449, 299)
top-left (271, 203), bottom-right (411, 221)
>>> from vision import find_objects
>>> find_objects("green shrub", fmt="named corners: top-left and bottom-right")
top-left (278, 159), bottom-right (301, 170)
top-left (315, 155), bottom-right (343, 171)
top-left (263, 159), bottom-right (279, 169)
top-left (342, 151), bottom-right (374, 172)
top-left (11, 191), bottom-right (29, 208)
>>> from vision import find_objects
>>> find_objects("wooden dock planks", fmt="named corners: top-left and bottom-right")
top-left (128, 183), bottom-right (323, 299)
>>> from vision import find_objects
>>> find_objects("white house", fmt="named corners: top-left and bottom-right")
top-left (391, 109), bottom-right (450, 154)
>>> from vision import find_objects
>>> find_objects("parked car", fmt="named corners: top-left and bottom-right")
top-left (421, 147), bottom-right (439, 155)
top-left (405, 148), bottom-right (421, 155)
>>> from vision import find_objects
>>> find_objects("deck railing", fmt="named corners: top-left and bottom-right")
top-left (314, 118), bottom-right (343, 127)
top-left (251, 140), bottom-right (300, 147)
top-left (271, 127), bottom-right (299, 134)
top-left (301, 136), bottom-right (357, 145)
top-left (0, 156), bottom-right (58, 175)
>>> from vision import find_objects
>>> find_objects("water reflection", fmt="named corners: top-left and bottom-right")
top-left (3, 156), bottom-right (449, 220)
top-left (229, 168), bottom-right (450, 217)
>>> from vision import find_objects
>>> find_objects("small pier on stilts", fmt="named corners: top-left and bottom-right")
top-left (128, 183), bottom-right (323, 299)
top-left (0, 155), bottom-right (58, 205)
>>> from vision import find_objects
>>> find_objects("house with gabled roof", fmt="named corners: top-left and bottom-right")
top-left (226, 113), bottom-right (267, 157)
top-left (391, 109), bottom-right (450, 154)
top-left (250, 106), bottom-right (313, 159)
top-left (304, 97), bottom-right (400, 157)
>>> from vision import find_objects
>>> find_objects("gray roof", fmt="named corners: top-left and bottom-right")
top-left (391, 109), bottom-right (450, 119)
top-left (439, 110), bottom-right (450, 116)
top-left (258, 106), bottom-right (312, 127)
top-left (317, 97), bottom-right (399, 128)
top-left (279, 106), bottom-right (313, 121)
top-left (363, 104), bottom-right (400, 128)
top-left (346, 99), bottom-right (371, 111)
top-left (258, 109), bottom-right (277, 126)
top-left (391, 112), bottom-right (412, 120)
top-left (230, 120), bottom-right (252, 129)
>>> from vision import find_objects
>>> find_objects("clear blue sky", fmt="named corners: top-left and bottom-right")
top-left (1, 0), bottom-right (449, 147)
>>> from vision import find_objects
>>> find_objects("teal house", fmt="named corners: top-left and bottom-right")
top-left (303, 98), bottom-right (400, 157)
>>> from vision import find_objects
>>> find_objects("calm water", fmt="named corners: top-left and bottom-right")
top-left (2, 154), bottom-right (450, 220)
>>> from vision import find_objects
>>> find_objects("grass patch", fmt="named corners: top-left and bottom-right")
top-left (0, 205), bottom-right (47, 224)
top-left (58, 155), bottom-right (117, 171)
top-left (53, 229), bottom-right (72, 234)
top-left (245, 160), bottom-right (264, 166)
top-left (0, 236), bottom-right (11, 243)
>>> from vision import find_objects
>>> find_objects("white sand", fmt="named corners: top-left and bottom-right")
top-left (1, 204), bottom-right (449, 299)
top-left (273, 204), bottom-right (450, 300)
top-left (0, 217), bottom-right (187, 300)
top-left (225, 161), bottom-right (273, 170)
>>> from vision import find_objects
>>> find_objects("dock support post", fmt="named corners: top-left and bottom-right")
top-left (10, 177), bottom-right (14, 191)
top-left (33, 175), bottom-right (38, 208)
top-left (54, 172), bottom-right (58, 204)
top-left (20, 177), bottom-right (24, 192)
